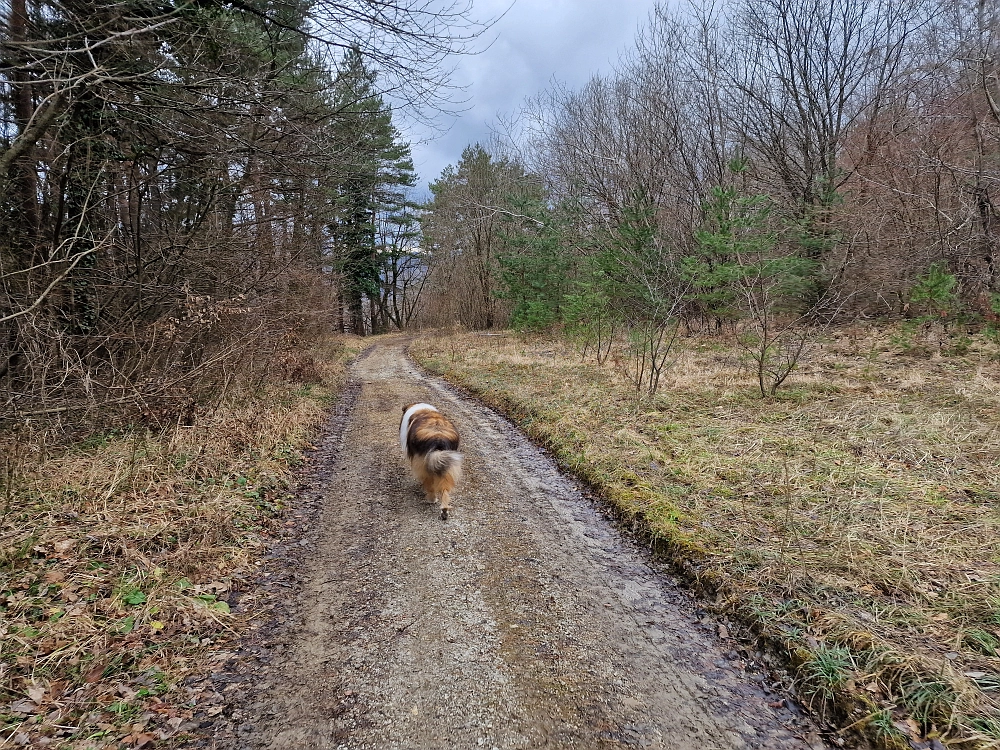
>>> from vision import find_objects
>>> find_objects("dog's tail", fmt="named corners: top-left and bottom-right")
top-left (425, 450), bottom-right (463, 477)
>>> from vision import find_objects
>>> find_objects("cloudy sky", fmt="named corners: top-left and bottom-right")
top-left (405, 0), bottom-right (660, 195)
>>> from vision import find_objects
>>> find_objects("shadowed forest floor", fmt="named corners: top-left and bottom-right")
top-left (0, 339), bottom-right (356, 747)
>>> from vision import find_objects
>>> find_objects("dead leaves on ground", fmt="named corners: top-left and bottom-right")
top-left (2, 380), bottom-right (337, 747)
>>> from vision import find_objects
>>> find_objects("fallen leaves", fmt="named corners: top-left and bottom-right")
top-left (84, 661), bottom-right (108, 683)
top-left (53, 539), bottom-right (77, 557)
top-left (128, 732), bottom-right (157, 747)
top-left (9, 699), bottom-right (37, 715)
top-left (0, 437), bottom-right (307, 745)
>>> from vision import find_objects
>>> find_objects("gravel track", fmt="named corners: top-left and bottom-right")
top-left (204, 340), bottom-right (832, 749)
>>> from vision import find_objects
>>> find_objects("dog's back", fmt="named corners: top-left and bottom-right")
top-left (400, 403), bottom-right (463, 520)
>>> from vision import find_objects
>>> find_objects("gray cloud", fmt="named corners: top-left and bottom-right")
top-left (404, 0), bottom-right (659, 195)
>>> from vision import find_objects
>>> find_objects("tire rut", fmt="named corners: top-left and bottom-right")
top-left (202, 340), bottom-right (833, 750)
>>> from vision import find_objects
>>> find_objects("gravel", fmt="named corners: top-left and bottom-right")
top-left (190, 340), bottom-right (835, 750)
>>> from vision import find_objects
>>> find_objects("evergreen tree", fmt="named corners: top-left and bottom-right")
top-left (421, 145), bottom-right (535, 329)
top-left (688, 161), bottom-right (817, 396)
top-left (498, 193), bottom-right (575, 331)
top-left (329, 49), bottom-right (416, 335)
top-left (0, 0), bottom-right (442, 415)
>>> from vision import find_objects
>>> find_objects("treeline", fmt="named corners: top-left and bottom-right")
top-left (419, 0), bottom-right (1000, 393)
top-left (0, 0), bottom-right (476, 425)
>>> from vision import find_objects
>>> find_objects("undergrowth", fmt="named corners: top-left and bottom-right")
top-left (0, 336), bottom-right (356, 748)
top-left (411, 325), bottom-right (1000, 749)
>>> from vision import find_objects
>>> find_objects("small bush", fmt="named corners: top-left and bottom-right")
top-left (909, 262), bottom-right (958, 320)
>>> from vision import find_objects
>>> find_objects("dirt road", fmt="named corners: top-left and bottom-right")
top-left (210, 340), bottom-right (830, 749)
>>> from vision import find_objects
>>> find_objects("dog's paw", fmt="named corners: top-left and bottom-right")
top-left (441, 508), bottom-right (448, 521)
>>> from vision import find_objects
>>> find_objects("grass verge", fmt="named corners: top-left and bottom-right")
top-left (410, 325), bottom-right (1000, 750)
top-left (0, 336), bottom-right (358, 748)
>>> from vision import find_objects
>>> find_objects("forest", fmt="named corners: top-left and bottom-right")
top-left (3, 0), bottom-right (1000, 421)
top-left (0, 0), bottom-right (468, 428)
top-left (418, 0), bottom-right (1000, 397)
top-left (2, 0), bottom-right (1000, 748)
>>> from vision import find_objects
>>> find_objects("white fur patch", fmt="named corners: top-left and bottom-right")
top-left (400, 403), bottom-right (438, 455)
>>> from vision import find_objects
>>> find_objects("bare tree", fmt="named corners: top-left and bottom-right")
top-left (723, 0), bottom-right (920, 227)
top-left (420, 144), bottom-right (536, 329)
top-left (374, 202), bottom-right (428, 330)
top-left (0, 0), bottom-right (489, 423)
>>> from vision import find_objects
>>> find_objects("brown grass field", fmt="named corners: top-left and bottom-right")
top-left (0, 337), bottom-right (357, 748)
top-left (410, 324), bottom-right (1000, 749)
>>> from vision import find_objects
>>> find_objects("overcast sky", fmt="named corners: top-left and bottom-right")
top-left (405, 0), bottom-right (660, 195)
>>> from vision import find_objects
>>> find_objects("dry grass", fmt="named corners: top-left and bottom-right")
top-left (411, 324), bottom-right (1000, 749)
top-left (0, 335), bottom-right (358, 748)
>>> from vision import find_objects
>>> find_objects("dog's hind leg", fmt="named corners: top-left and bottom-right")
top-left (440, 490), bottom-right (451, 521)
top-left (420, 477), bottom-right (436, 506)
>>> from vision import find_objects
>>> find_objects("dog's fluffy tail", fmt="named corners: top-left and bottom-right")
top-left (426, 450), bottom-right (463, 477)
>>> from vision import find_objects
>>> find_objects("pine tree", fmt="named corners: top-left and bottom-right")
top-left (497, 193), bottom-right (574, 331)
top-left (329, 49), bottom-right (416, 335)
top-left (422, 145), bottom-right (534, 329)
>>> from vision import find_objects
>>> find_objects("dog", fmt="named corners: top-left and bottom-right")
top-left (399, 403), bottom-right (463, 520)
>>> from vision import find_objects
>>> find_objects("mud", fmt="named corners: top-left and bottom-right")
top-left (199, 340), bottom-right (834, 749)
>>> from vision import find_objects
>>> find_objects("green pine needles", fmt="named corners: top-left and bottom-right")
top-left (688, 161), bottom-right (819, 396)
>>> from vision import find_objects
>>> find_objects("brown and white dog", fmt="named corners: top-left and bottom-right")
top-left (399, 403), bottom-right (463, 520)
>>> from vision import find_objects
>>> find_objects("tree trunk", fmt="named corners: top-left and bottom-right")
top-left (8, 0), bottom-right (42, 262)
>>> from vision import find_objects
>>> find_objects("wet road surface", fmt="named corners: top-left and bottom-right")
top-left (211, 341), bottom-right (830, 750)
